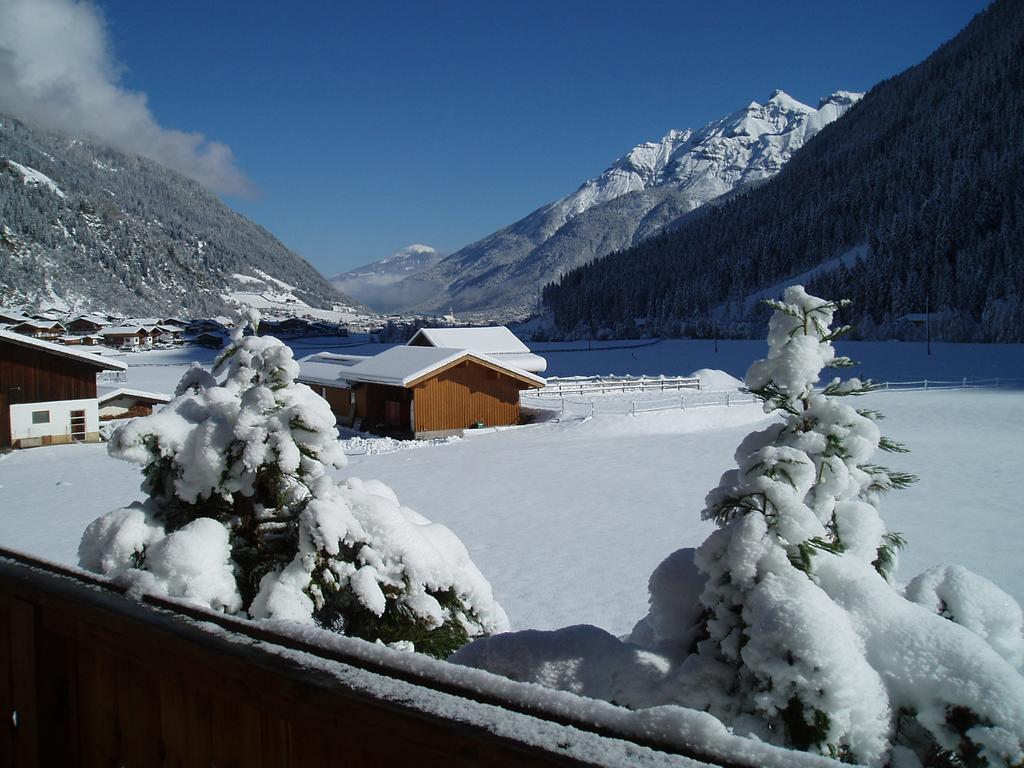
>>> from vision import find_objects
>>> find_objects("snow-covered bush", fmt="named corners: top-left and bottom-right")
top-left (79, 312), bottom-right (507, 657)
top-left (648, 286), bottom-right (1024, 766)
top-left (455, 287), bottom-right (1024, 766)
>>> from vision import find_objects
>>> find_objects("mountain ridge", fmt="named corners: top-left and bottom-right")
top-left (541, 1), bottom-right (1024, 342)
top-left (0, 112), bottom-right (360, 316)
top-left (397, 89), bottom-right (861, 317)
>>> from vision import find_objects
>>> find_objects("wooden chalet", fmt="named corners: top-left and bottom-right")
top-left (0, 330), bottom-right (127, 449)
top-left (299, 346), bottom-right (545, 438)
top-left (10, 320), bottom-right (65, 341)
top-left (65, 315), bottom-right (107, 334)
top-left (99, 325), bottom-right (159, 349)
top-left (59, 335), bottom-right (103, 346)
top-left (0, 309), bottom-right (29, 325)
top-left (98, 388), bottom-right (172, 420)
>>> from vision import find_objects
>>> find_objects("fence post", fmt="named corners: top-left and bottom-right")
top-left (726, 393), bottom-right (731, 407)
top-left (997, 378), bottom-right (1001, 388)
top-left (962, 377), bottom-right (967, 388)
top-left (632, 401), bottom-right (636, 416)
top-left (560, 397), bottom-right (565, 413)
top-left (590, 400), bottom-right (595, 418)
top-left (924, 379), bottom-right (928, 391)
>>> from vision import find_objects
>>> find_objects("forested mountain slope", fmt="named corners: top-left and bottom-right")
top-left (543, 0), bottom-right (1024, 342)
top-left (0, 113), bottom-right (357, 316)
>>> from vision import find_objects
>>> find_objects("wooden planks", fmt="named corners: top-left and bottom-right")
top-left (0, 556), bottom-right (611, 768)
top-left (413, 359), bottom-right (524, 433)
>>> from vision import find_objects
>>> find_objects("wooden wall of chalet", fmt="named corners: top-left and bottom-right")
top-left (320, 385), bottom-right (353, 420)
top-left (0, 341), bottom-right (99, 449)
top-left (359, 384), bottom-right (412, 428)
top-left (412, 359), bottom-right (526, 433)
top-left (0, 554), bottom-right (608, 768)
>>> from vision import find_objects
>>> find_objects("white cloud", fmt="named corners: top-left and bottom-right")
top-left (0, 0), bottom-right (256, 197)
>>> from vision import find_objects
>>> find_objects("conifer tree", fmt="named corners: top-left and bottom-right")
top-left (665, 287), bottom-right (1024, 766)
top-left (80, 312), bottom-right (507, 657)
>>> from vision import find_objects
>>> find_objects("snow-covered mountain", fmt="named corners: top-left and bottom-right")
top-left (398, 90), bottom-right (861, 317)
top-left (0, 112), bottom-right (360, 316)
top-left (330, 244), bottom-right (444, 313)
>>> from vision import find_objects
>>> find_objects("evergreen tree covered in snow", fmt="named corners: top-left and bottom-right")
top-left (454, 286), bottom-right (1023, 765)
top-left (661, 287), bottom-right (1024, 766)
top-left (79, 312), bottom-right (507, 657)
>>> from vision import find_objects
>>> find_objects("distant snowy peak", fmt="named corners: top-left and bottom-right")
top-left (330, 244), bottom-right (445, 313)
top-left (548, 90), bottom-right (863, 228)
top-left (341, 244), bottom-right (444, 280)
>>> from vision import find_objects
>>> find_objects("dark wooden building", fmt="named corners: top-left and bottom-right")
top-left (0, 330), bottom-right (127, 449)
top-left (299, 346), bottom-right (545, 437)
top-left (9, 320), bottom-right (65, 340)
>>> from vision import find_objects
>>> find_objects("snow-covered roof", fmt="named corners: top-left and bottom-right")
top-left (296, 352), bottom-right (372, 387)
top-left (98, 388), bottom-right (172, 405)
top-left (12, 319), bottom-right (65, 330)
top-left (99, 325), bottom-right (158, 335)
top-left (312, 346), bottom-right (546, 388)
top-left (409, 326), bottom-right (530, 353)
top-left (407, 326), bottom-right (547, 373)
top-left (0, 329), bottom-right (127, 371)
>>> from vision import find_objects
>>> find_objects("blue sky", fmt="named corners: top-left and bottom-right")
top-left (80, 1), bottom-right (990, 275)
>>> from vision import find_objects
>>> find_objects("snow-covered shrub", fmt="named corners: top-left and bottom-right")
top-left (653, 286), bottom-right (1024, 766)
top-left (79, 312), bottom-right (507, 657)
top-left (454, 286), bottom-right (1024, 766)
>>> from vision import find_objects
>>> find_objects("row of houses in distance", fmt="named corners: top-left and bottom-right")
top-left (0, 309), bottom-right (189, 350)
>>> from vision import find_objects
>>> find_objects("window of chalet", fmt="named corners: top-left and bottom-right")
top-left (32, 411), bottom-right (50, 424)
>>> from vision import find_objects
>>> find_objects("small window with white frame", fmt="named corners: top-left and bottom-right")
top-left (32, 410), bottom-right (50, 424)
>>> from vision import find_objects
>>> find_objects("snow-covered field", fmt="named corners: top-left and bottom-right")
top-left (1, 339), bottom-right (1022, 638)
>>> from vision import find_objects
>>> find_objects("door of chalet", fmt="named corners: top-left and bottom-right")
top-left (385, 400), bottom-right (401, 425)
top-left (70, 409), bottom-right (86, 441)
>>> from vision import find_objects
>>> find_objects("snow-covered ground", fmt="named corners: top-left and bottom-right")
top-left (2, 338), bottom-right (1021, 640)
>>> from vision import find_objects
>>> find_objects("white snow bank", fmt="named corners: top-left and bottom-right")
top-left (905, 564), bottom-right (1024, 670)
top-left (5, 159), bottom-right (66, 198)
top-left (688, 368), bottom-right (743, 391)
top-left (79, 502), bottom-right (241, 613)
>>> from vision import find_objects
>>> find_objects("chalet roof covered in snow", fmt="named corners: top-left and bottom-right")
top-left (0, 329), bottom-right (127, 371)
top-left (97, 388), bottom-right (173, 406)
top-left (407, 326), bottom-right (547, 373)
top-left (300, 346), bottom-right (545, 389)
top-left (99, 325), bottom-right (158, 335)
top-left (296, 352), bottom-right (372, 387)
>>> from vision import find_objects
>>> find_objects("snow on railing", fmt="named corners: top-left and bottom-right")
top-left (97, 369), bottom-right (127, 383)
top-left (524, 375), bottom-right (1021, 419)
top-left (871, 377), bottom-right (1015, 392)
top-left (536, 374), bottom-right (701, 397)
top-left (523, 389), bottom-right (754, 418)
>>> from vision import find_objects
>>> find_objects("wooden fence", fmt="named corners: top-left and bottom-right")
top-left (0, 548), bottom-right (810, 768)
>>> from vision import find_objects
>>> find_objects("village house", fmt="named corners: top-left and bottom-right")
top-left (298, 345), bottom-right (545, 438)
top-left (9, 320), bottom-right (66, 340)
top-left (59, 335), bottom-right (104, 347)
top-left (0, 309), bottom-right (29, 325)
top-left (0, 329), bottom-right (127, 449)
top-left (65, 315), bottom-right (108, 335)
top-left (97, 388), bottom-right (172, 420)
top-left (98, 325), bottom-right (160, 349)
